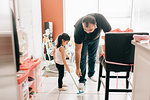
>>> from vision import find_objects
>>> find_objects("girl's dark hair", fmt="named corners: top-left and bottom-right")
top-left (57, 33), bottom-right (70, 48)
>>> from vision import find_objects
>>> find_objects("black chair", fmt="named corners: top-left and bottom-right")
top-left (97, 32), bottom-right (149, 100)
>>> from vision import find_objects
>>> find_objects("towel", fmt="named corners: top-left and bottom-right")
top-left (133, 35), bottom-right (150, 42)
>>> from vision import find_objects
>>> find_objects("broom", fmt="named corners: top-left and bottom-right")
top-left (69, 72), bottom-right (84, 94)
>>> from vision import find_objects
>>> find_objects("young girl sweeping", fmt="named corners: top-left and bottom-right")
top-left (53, 33), bottom-right (70, 91)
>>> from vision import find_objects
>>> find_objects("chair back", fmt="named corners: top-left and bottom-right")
top-left (105, 32), bottom-right (149, 64)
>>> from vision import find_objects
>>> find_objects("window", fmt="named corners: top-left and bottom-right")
top-left (98, 0), bottom-right (133, 30)
top-left (64, 0), bottom-right (98, 35)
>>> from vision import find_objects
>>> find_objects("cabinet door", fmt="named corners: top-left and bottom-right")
top-left (132, 45), bottom-right (150, 100)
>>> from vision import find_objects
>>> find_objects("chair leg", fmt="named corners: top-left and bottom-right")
top-left (126, 72), bottom-right (129, 89)
top-left (105, 71), bottom-right (110, 100)
top-left (97, 63), bottom-right (103, 91)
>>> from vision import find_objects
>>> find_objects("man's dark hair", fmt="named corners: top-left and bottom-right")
top-left (82, 15), bottom-right (96, 27)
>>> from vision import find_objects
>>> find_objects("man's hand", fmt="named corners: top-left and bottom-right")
top-left (75, 43), bottom-right (82, 77)
top-left (76, 68), bottom-right (81, 77)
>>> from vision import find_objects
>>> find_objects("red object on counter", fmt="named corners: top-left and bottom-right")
top-left (20, 58), bottom-right (41, 69)
top-left (19, 58), bottom-right (41, 70)
top-left (17, 58), bottom-right (41, 100)
top-left (110, 28), bottom-right (122, 32)
top-left (19, 63), bottom-right (34, 71)
top-left (125, 28), bottom-right (133, 32)
top-left (32, 58), bottom-right (41, 69)
top-left (110, 28), bottom-right (133, 32)
top-left (17, 70), bottom-right (29, 84)
top-left (23, 58), bottom-right (34, 64)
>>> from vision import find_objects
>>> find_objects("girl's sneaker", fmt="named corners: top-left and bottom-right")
top-left (58, 88), bottom-right (67, 91)
top-left (62, 84), bottom-right (68, 87)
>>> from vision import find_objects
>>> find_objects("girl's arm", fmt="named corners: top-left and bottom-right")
top-left (59, 47), bottom-right (70, 73)
top-left (53, 48), bottom-right (56, 63)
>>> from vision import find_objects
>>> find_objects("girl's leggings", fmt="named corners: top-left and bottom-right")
top-left (56, 63), bottom-right (64, 88)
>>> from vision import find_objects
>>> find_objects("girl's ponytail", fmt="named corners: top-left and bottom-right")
top-left (57, 34), bottom-right (62, 48)
top-left (56, 33), bottom-right (70, 48)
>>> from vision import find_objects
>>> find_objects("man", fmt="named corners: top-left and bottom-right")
top-left (74, 13), bottom-right (111, 91)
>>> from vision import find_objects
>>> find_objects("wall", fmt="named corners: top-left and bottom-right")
top-left (0, 0), bottom-right (18, 99)
top-left (99, 0), bottom-right (133, 30)
top-left (41, 0), bottom-right (63, 41)
top-left (14, 0), bottom-right (42, 58)
top-left (132, 0), bottom-right (150, 33)
top-left (64, 0), bottom-right (98, 35)
top-left (31, 0), bottom-right (43, 58)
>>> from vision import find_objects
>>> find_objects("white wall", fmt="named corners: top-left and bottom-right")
top-left (64, 0), bottom-right (99, 35)
top-left (31, 0), bottom-right (42, 58)
top-left (14, 0), bottom-right (150, 59)
top-left (64, 0), bottom-right (136, 37)
top-left (132, 0), bottom-right (150, 33)
top-left (17, 0), bottom-right (34, 57)
top-left (15, 0), bottom-right (42, 58)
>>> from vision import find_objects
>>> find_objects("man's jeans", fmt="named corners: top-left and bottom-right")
top-left (79, 38), bottom-right (99, 83)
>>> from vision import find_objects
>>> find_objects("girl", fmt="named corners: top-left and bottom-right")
top-left (53, 33), bottom-right (70, 91)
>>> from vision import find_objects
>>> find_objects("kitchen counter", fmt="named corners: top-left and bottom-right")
top-left (132, 40), bottom-right (150, 100)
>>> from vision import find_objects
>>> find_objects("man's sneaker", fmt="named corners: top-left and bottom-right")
top-left (78, 83), bottom-right (85, 91)
top-left (58, 88), bottom-right (67, 91)
top-left (89, 76), bottom-right (97, 82)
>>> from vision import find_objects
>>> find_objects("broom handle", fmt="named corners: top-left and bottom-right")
top-left (69, 72), bottom-right (79, 91)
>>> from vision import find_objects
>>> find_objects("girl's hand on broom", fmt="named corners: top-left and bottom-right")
top-left (66, 66), bottom-right (70, 73)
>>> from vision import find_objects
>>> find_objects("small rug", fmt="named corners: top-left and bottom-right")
top-left (42, 64), bottom-right (59, 77)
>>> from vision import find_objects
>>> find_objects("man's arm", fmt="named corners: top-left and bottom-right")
top-left (75, 43), bottom-right (82, 77)
top-left (98, 14), bottom-right (111, 32)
